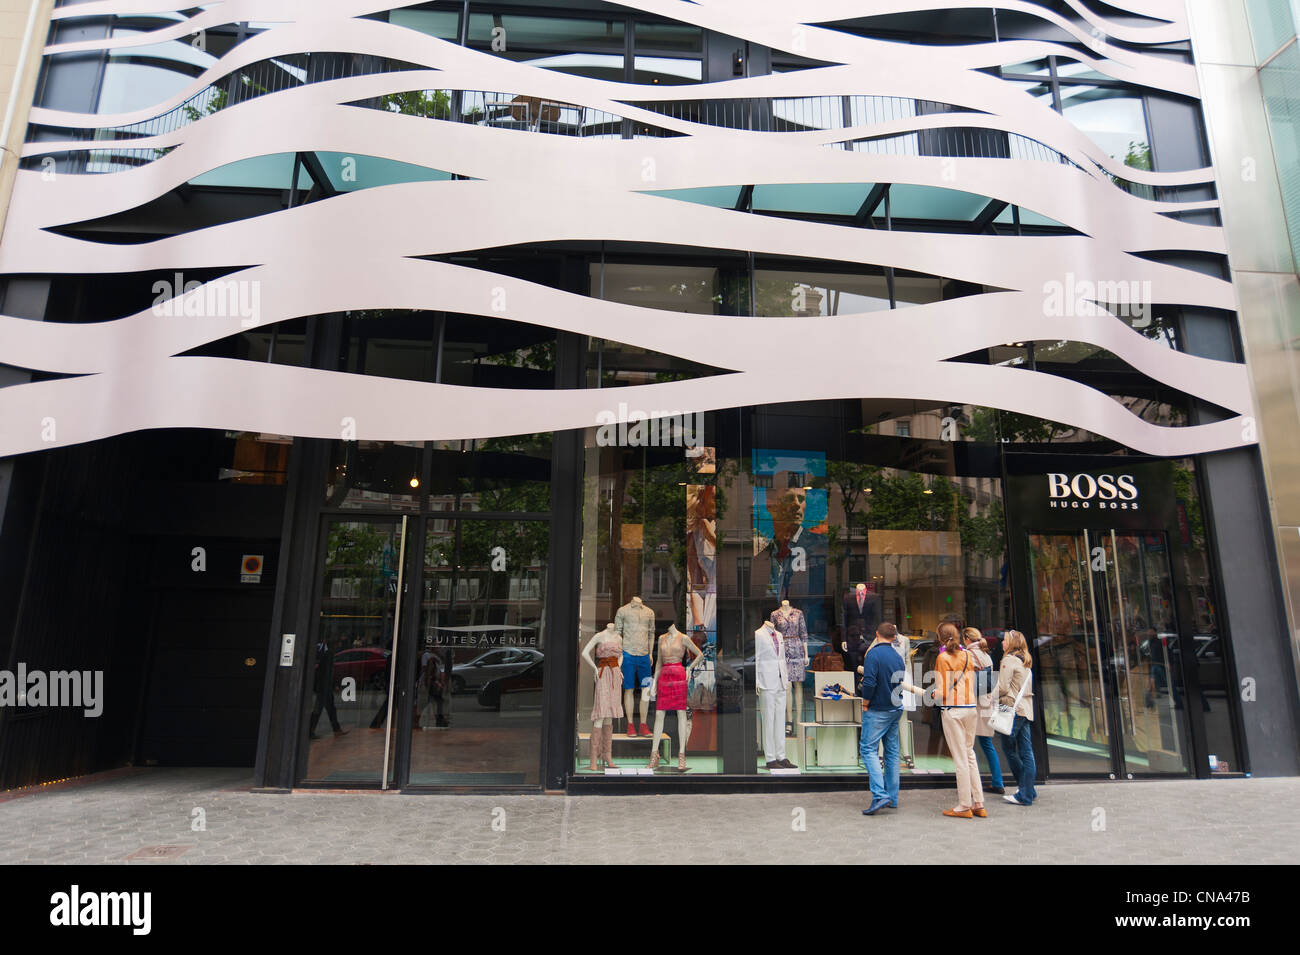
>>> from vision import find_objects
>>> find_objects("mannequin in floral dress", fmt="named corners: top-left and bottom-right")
top-left (646, 625), bottom-right (704, 771)
top-left (771, 600), bottom-right (809, 733)
top-left (581, 624), bottom-right (624, 771)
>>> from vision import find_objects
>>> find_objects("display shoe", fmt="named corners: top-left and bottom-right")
top-left (678, 752), bottom-right (688, 771)
top-left (972, 806), bottom-right (988, 818)
top-left (603, 724), bottom-right (619, 769)
top-left (648, 749), bottom-right (660, 770)
top-left (765, 760), bottom-right (782, 769)
top-left (778, 758), bottom-right (797, 769)
top-left (627, 723), bottom-right (638, 738)
top-left (943, 808), bottom-right (974, 819)
top-left (639, 723), bottom-right (653, 737)
top-left (589, 728), bottom-right (601, 771)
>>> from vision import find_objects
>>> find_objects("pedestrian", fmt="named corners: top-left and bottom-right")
top-left (963, 627), bottom-right (1005, 795)
top-left (935, 621), bottom-right (985, 818)
top-left (858, 622), bottom-right (922, 815)
top-left (996, 629), bottom-right (1037, 807)
top-left (309, 638), bottom-right (348, 740)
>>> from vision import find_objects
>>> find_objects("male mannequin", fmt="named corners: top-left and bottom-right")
top-left (646, 624), bottom-right (704, 771)
top-left (842, 583), bottom-right (879, 670)
top-left (581, 623), bottom-right (624, 771)
top-left (755, 619), bottom-right (796, 769)
top-left (770, 599), bottom-right (809, 732)
top-left (614, 596), bottom-right (656, 736)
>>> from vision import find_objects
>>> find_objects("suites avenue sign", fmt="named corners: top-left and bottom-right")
top-left (1047, 473), bottom-right (1140, 510)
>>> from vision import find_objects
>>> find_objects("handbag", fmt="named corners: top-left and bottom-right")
top-left (991, 663), bottom-right (1031, 736)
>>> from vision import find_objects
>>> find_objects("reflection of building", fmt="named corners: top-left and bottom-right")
top-left (0, 2), bottom-right (1297, 793)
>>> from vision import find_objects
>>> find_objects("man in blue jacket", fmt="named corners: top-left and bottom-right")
top-left (859, 622), bottom-right (908, 816)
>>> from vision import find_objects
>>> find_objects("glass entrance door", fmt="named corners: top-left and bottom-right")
top-left (1027, 530), bottom-right (1192, 777)
top-left (304, 518), bottom-right (409, 785)
top-left (408, 517), bottom-right (549, 786)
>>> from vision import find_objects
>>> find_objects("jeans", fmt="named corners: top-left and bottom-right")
top-left (975, 734), bottom-right (1004, 789)
top-left (1000, 714), bottom-right (1037, 804)
top-left (860, 708), bottom-right (902, 805)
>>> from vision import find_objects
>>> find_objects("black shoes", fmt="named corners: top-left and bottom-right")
top-left (778, 758), bottom-right (797, 769)
top-left (765, 760), bottom-right (782, 769)
top-left (987, 786), bottom-right (1005, 795)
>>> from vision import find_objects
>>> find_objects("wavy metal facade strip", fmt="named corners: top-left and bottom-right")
top-left (0, 0), bottom-right (1253, 458)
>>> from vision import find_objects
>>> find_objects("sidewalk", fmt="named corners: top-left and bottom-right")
top-left (0, 769), bottom-right (1294, 864)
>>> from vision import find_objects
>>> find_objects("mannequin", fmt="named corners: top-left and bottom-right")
top-left (770, 599), bottom-right (809, 733)
top-left (646, 624), bottom-right (704, 771)
top-left (581, 623), bottom-right (624, 771)
top-left (614, 596), bottom-right (656, 737)
top-left (842, 583), bottom-right (878, 672)
top-left (755, 619), bottom-right (796, 769)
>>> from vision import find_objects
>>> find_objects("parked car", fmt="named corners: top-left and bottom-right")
top-left (477, 660), bottom-right (544, 711)
top-left (450, 648), bottom-right (543, 693)
top-left (332, 647), bottom-right (390, 690)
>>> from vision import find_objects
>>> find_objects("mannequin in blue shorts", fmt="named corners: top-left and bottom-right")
top-left (616, 596), bottom-right (656, 737)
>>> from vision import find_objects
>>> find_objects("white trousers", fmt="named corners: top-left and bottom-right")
top-left (759, 686), bottom-right (788, 761)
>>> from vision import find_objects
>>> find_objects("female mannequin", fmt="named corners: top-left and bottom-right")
top-left (770, 599), bottom-right (809, 733)
top-left (646, 624), bottom-right (704, 771)
top-left (581, 623), bottom-right (624, 771)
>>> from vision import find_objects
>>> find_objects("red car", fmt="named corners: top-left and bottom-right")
top-left (331, 647), bottom-right (391, 690)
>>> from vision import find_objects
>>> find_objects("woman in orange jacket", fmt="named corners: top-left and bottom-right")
top-left (935, 622), bottom-right (985, 818)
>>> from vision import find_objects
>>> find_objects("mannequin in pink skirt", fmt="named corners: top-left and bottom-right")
top-left (646, 625), bottom-right (704, 771)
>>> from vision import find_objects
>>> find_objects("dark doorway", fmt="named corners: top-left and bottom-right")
top-left (135, 539), bottom-right (278, 766)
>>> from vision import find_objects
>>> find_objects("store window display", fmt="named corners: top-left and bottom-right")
top-left (576, 392), bottom-right (1013, 778)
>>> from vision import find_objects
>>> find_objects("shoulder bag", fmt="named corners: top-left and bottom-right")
top-left (990, 662), bottom-right (1031, 736)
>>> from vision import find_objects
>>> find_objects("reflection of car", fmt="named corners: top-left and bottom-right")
top-left (477, 660), bottom-right (544, 711)
top-left (332, 648), bottom-right (390, 689)
top-left (1193, 635), bottom-right (1225, 693)
top-left (451, 648), bottom-right (543, 693)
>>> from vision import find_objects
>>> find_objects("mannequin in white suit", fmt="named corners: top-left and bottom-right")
top-left (755, 620), bottom-right (796, 768)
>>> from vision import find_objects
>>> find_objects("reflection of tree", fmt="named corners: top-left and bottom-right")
top-left (622, 464), bottom-right (688, 623)
top-left (379, 89), bottom-right (452, 119)
top-left (827, 460), bottom-right (883, 598)
top-left (964, 407), bottom-right (1074, 444)
top-left (325, 522), bottom-right (397, 649)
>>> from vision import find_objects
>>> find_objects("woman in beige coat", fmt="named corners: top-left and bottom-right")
top-left (996, 630), bottom-right (1036, 806)
top-left (962, 628), bottom-right (1005, 795)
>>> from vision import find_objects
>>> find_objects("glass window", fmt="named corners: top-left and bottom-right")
top-left (1060, 86), bottom-right (1150, 168)
top-left (754, 268), bottom-right (891, 315)
top-left (575, 397), bottom-right (1011, 777)
top-left (389, 8), bottom-right (461, 41)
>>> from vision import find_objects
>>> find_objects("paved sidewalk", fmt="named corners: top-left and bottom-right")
top-left (0, 769), bottom-right (1294, 864)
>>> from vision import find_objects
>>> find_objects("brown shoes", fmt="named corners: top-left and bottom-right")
top-left (943, 808), bottom-right (974, 819)
top-left (972, 807), bottom-right (988, 818)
